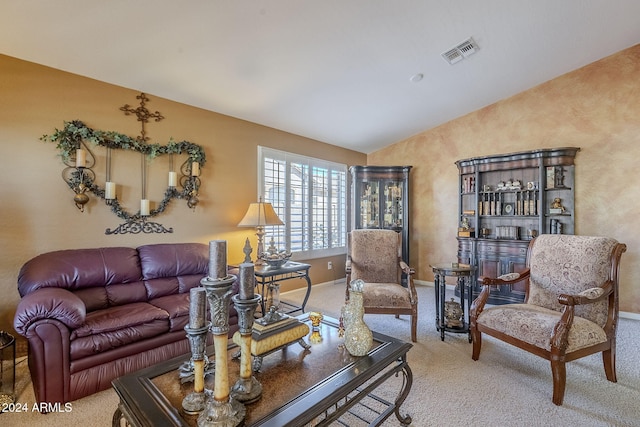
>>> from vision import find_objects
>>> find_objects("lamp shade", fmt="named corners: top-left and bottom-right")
top-left (238, 201), bottom-right (284, 227)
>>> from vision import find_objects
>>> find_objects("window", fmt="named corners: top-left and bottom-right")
top-left (259, 146), bottom-right (347, 259)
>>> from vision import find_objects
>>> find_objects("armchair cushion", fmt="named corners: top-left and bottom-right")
top-left (348, 229), bottom-right (401, 284)
top-left (362, 282), bottom-right (413, 309)
top-left (477, 304), bottom-right (607, 352)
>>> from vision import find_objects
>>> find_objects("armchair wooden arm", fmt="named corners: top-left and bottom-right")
top-left (549, 283), bottom-right (614, 363)
top-left (345, 257), bottom-right (352, 300)
top-left (558, 281), bottom-right (614, 306)
top-left (478, 268), bottom-right (530, 286)
top-left (472, 269), bottom-right (531, 319)
top-left (399, 261), bottom-right (415, 276)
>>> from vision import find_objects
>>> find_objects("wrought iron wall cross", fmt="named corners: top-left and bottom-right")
top-left (120, 93), bottom-right (165, 142)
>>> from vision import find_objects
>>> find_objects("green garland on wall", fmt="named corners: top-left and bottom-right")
top-left (41, 120), bottom-right (206, 222)
top-left (42, 120), bottom-right (206, 165)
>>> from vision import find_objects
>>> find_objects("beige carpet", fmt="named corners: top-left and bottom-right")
top-left (3, 282), bottom-right (640, 426)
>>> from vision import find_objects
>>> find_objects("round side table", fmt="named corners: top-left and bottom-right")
top-left (430, 263), bottom-right (476, 342)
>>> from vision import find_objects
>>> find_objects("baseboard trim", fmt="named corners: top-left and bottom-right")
top-left (281, 278), bottom-right (344, 296)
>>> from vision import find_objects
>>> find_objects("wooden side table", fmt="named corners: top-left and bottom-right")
top-left (430, 263), bottom-right (476, 342)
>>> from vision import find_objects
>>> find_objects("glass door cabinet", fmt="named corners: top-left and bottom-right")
top-left (350, 165), bottom-right (412, 264)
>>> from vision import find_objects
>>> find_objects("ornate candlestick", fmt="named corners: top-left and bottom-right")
top-left (182, 323), bottom-right (210, 414)
top-left (198, 241), bottom-right (245, 427)
top-left (230, 263), bottom-right (262, 403)
top-left (182, 287), bottom-right (209, 414)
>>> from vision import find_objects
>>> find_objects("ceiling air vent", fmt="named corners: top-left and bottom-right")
top-left (441, 37), bottom-right (479, 65)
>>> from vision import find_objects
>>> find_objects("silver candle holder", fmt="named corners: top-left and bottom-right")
top-left (198, 274), bottom-right (245, 427)
top-left (181, 323), bottom-right (210, 414)
top-left (230, 293), bottom-right (262, 403)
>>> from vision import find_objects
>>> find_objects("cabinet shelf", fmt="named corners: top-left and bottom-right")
top-left (480, 215), bottom-right (539, 218)
top-left (455, 147), bottom-right (580, 305)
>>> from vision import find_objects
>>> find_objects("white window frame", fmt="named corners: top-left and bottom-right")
top-left (258, 146), bottom-right (347, 260)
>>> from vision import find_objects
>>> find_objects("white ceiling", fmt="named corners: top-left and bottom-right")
top-left (2, 1), bottom-right (639, 154)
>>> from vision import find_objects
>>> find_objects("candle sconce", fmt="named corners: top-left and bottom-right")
top-left (180, 158), bottom-right (201, 210)
top-left (61, 142), bottom-right (96, 212)
top-left (42, 93), bottom-right (206, 235)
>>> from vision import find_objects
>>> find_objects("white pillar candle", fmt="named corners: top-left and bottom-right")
top-left (208, 240), bottom-right (227, 279)
top-left (168, 171), bottom-right (178, 187)
top-left (75, 149), bottom-right (86, 168)
top-left (238, 263), bottom-right (255, 300)
top-left (140, 199), bottom-right (150, 216)
top-left (105, 182), bottom-right (116, 199)
top-left (191, 162), bottom-right (200, 176)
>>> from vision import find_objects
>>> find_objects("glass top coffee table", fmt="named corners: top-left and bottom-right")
top-left (112, 314), bottom-right (412, 426)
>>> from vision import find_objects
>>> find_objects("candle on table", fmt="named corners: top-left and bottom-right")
top-left (140, 199), bottom-right (150, 216)
top-left (238, 263), bottom-right (255, 300)
top-left (105, 182), bottom-right (116, 200)
top-left (208, 240), bottom-right (227, 279)
top-left (189, 287), bottom-right (207, 329)
top-left (76, 149), bottom-right (86, 168)
top-left (191, 162), bottom-right (200, 176)
top-left (168, 171), bottom-right (178, 187)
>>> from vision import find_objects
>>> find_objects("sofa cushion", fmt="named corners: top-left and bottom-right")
top-left (138, 243), bottom-right (208, 280)
top-left (105, 281), bottom-right (149, 306)
top-left (17, 247), bottom-right (142, 297)
top-left (149, 293), bottom-right (191, 332)
top-left (70, 302), bottom-right (169, 360)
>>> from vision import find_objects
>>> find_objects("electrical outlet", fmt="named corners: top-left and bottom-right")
top-left (327, 261), bottom-right (333, 270)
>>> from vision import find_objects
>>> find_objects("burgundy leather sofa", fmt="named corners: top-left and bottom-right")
top-left (13, 242), bottom-right (239, 405)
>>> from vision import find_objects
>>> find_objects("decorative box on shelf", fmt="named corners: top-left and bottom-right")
top-left (458, 228), bottom-right (475, 238)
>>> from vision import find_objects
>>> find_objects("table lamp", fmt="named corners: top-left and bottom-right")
top-left (238, 197), bottom-right (284, 265)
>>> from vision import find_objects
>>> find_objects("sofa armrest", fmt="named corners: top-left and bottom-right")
top-left (14, 287), bottom-right (86, 336)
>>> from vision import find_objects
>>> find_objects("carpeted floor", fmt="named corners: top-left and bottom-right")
top-left (3, 282), bottom-right (640, 426)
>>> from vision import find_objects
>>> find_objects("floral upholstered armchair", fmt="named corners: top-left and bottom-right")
top-left (346, 229), bottom-right (418, 342)
top-left (470, 234), bottom-right (626, 405)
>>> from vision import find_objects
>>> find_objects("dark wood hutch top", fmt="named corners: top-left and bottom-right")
top-left (455, 147), bottom-right (581, 174)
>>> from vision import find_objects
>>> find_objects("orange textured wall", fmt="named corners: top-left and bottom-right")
top-left (369, 45), bottom-right (640, 314)
top-left (0, 55), bottom-right (365, 341)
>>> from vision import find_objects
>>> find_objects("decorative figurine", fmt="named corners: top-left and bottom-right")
top-left (460, 217), bottom-right (471, 230)
top-left (550, 198), bottom-right (565, 213)
top-left (444, 298), bottom-right (463, 328)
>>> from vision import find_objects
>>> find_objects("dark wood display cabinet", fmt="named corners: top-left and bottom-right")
top-left (350, 165), bottom-right (412, 264)
top-left (455, 147), bottom-right (579, 304)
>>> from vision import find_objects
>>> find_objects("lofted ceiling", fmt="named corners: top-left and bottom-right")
top-left (1, 1), bottom-right (639, 154)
